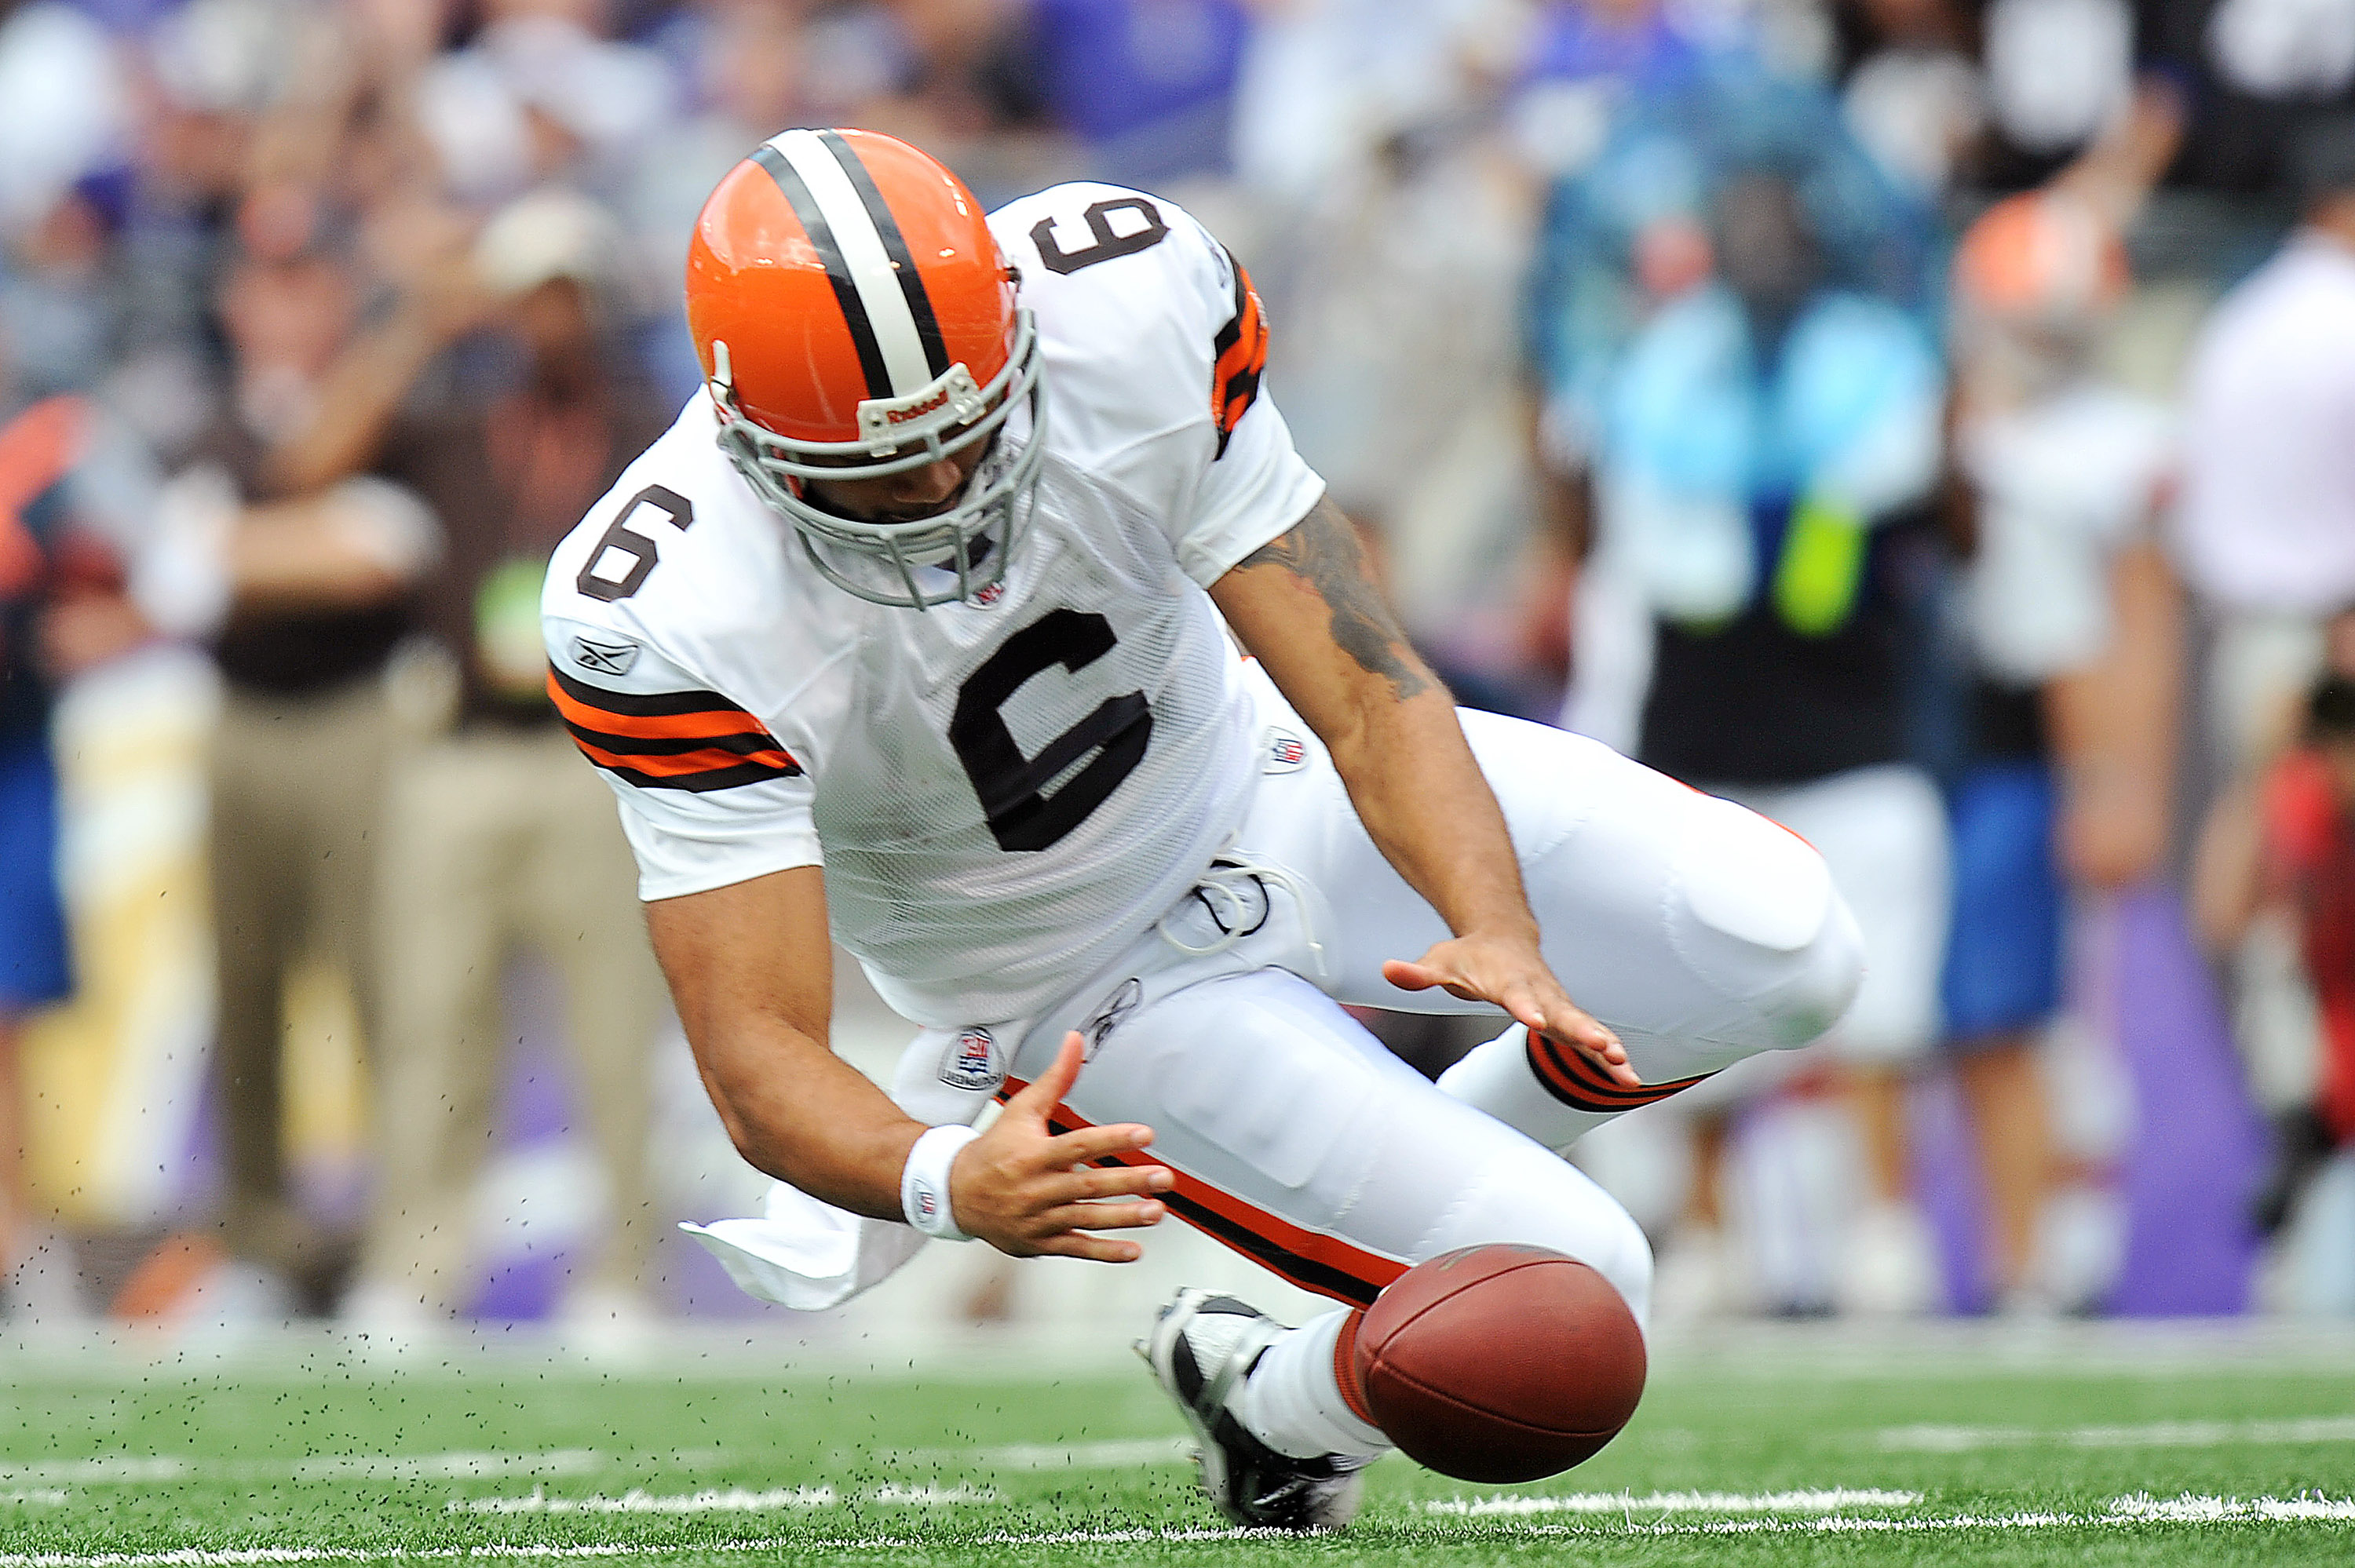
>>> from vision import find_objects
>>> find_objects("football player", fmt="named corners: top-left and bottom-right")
top-left (542, 129), bottom-right (1864, 1530)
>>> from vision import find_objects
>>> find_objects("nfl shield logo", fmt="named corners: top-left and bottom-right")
top-left (939, 1026), bottom-right (1002, 1091)
top-left (1265, 730), bottom-right (1308, 773)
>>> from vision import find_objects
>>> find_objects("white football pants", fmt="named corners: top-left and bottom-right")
top-left (893, 673), bottom-right (1865, 1323)
top-left (690, 677), bottom-right (1864, 1327)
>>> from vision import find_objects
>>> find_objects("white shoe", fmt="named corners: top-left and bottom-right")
top-left (1139, 1288), bottom-right (1367, 1532)
top-left (1836, 1202), bottom-right (1941, 1317)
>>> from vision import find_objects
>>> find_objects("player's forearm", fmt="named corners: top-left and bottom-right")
top-left (261, 310), bottom-right (443, 495)
top-left (694, 1014), bottom-right (927, 1223)
top-left (1327, 687), bottom-right (1541, 945)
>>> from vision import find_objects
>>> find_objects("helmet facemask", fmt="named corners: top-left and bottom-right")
top-left (710, 311), bottom-right (1047, 610)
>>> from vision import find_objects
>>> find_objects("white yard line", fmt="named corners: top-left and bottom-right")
top-left (0, 1460), bottom-right (192, 1484)
top-left (900, 1436), bottom-right (1195, 1470)
top-left (0, 1453), bottom-right (599, 1488)
top-left (4, 1492), bottom-right (2352, 1564)
top-left (294, 1453), bottom-right (599, 1482)
top-left (447, 1484), bottom-right (994, 1515)
top-left (1422, 1488), bottom-right (1924, 1516)
top-left (1878, 1416), bottom-right (2355, 1451)
top-left (452, 1487), bottom-right (838, 1515)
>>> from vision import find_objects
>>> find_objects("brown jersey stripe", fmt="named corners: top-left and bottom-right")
top-left (546, 666), bottom-right (776, 742)
top-left (593, 758), bottom-right (805, 794)
top-left (1210, 251), bottom-right (1268, 458)
top-left (571, 733), bottom-right (800, 781)
top-left (559, 719), bottom-right (787, 762)
top-left (1526, 1030), bottom-right (1715, 1112)
top-left (567, 726), bottom-right (798, 771)
top-left (1003, 1078), bottom-right (1407, 1308)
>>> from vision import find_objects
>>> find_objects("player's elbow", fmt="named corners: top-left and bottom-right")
top-left (698, 1063), bottom-right (775, 1173)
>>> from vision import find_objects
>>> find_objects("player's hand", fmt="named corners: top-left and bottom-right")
top-left (947, 1031), bottom-right (1174, 1262)
top-left (1383, 933), bottom-right (1639, 1088)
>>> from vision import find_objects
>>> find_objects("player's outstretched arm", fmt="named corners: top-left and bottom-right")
top-left (647, 869), bottom-right (1170, 1258)
top-left (1209, 494), bottom-right (1637, 1088)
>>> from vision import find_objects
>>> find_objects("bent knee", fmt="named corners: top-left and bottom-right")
top-left (1752, 886), bottom-right (1866, 1047)
top-left (1430, 1145), bottom-right (1656, 1328)
top-left (1670, 798), bottom-right (1867, 1049)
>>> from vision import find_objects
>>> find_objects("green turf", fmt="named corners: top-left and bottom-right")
top-left (2, 1328), bottom-right (2353, 1565)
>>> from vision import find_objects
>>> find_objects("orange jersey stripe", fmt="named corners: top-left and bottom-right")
top-left (545, 669), bottom-right (775, 744)
top-left (1210, 256), bottom-right (1269, 455)
top-left (569, 735), bottom-right (799, 780)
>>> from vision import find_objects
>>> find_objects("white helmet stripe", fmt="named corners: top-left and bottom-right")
top-left (766, 129), bottom-right (935, 399)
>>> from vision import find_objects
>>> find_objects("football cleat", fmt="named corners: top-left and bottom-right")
top-left (1138, 1286), bottom-right (1367, 1533)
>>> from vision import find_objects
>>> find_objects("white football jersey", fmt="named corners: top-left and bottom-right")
top-left (542, 184), bottom-right (1326, 1027)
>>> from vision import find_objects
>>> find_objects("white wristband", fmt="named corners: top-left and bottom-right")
top-left (900, 1125), bottom-right (981, 1242)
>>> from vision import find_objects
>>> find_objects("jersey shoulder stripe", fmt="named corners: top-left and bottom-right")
top-left (1210, 247), bottom-right (1267, 460)
top-left (548, 664), bottom-right (803, 793)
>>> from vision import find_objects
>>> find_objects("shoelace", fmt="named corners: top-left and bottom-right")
top-left (1157, 854), bottom-right (1327, 981)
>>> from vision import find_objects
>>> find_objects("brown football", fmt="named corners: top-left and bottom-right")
top-left (1353, 1244), bottom-right (1646, 1482)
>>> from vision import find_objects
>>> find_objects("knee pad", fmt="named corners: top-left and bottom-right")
top-left (1754, 888), bottom-right (1867, 1047)
top-left (1669, 797), bottom-right (1867, 1050)
top-left (1426, 1143), bottom-right (1656, 1327)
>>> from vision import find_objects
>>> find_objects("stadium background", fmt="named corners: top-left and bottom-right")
top-left (0, 0), bottom-right (2347, 1355)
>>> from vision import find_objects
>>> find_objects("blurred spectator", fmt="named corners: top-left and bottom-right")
top-left (2178, 117), bottom-right (2355, 1130)
top-left (1023, 0), bottom-right (1248, 188)
top-left (0, 2), bottom-right (130, 243)
top-left (1535, 64), bottom-right (1950, 1314)
top-left (323, 191), bottom-right (670, 1333)
top-left (1836, 0), bottom-right (1983, 199)
top-left (625, 0), bottom-right (820, 405)
top-left (415, 0), bottom-right (676, 206)
top-left (0, 378), bottom-right (163, 1315)
top-left (1228, 0), bottom-right (1546, 706)
top-left (1944, 181), bottom-right (2175, 1311)
top-left (2194, 651), bottom-right (2355, 1311)
top-left (144, 232), bottom-right (444, 1313)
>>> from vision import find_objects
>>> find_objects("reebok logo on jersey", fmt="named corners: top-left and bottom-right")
top-left (572, 635), bottom-right (642, 676)
top-left (940, 1026), bottom-right (1002, 1091)
top-left (1265, 729), bottom-right (1308, 773)
top-left (1083, 977), bottom-right (1144, 1058)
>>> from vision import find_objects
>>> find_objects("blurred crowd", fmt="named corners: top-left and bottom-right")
top-left (6, 0), bottom-right (2355, 1332)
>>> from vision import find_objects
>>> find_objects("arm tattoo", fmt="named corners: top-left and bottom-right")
top-left (1236, 495), bottom-right (1432, 699)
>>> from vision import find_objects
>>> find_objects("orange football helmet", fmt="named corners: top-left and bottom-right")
top-left (686, 128), bottom-right (1045, 607)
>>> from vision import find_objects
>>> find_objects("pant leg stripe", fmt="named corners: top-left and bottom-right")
top-left (1000, 1078), bottom-right (1406, 1307)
